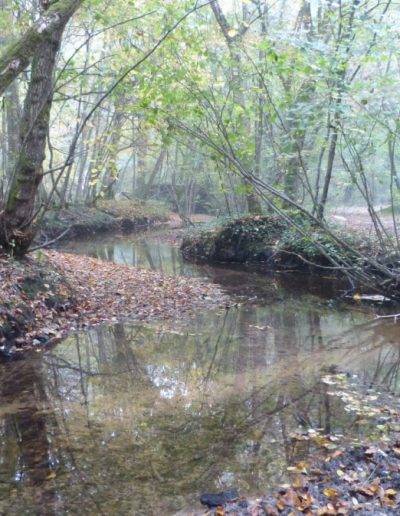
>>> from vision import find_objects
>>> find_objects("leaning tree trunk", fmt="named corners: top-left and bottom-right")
top-left (0, 0), bottom-right (84, 96)
top-left (0, 6), bottom-right (76, 256)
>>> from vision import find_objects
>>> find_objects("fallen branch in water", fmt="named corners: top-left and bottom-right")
top-left (375, 312), bottom-right (400, 320)
top-left (28, 228), bottom-right (71, 252)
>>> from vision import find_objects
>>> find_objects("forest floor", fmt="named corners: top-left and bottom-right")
top-left (0, 249), bottom-right (227, 355)
top-left (329, 207), bottom-right (397, 235)
top-left (199, 438), bottom-right (400, 515)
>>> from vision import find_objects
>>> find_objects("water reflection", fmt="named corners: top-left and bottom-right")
top-left (1, 231), bottom-right (400, 513)
top-left (62, 231), bottom-right (201, 278)
top-left (0, 303), bottom-right (399, 513)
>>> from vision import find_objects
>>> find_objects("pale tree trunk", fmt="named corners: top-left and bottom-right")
top-left (280, 1), bottom-right (312, 204)
top-left (136, 129), bottom-right (149, 196)
top-left (254, 3), bottom-right (268, 197)
top-left (100, 109), bottom-right (125, 200)
top-left (388, 133), bottom-right (400, 191)
top-left (0, 1), bottom-right (20, 198)
top-left (4, 81), bottom-right (21, 184)
top-left (0, 2), bottom-right (79, 256)
top-left (211, 0), bottom-right (262, 215)
top-left (74, 127), bottom-right (91, 202)
top-left (143, 148), bottom-right (167, 200)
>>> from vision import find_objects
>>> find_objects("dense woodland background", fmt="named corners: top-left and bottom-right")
top-left (0, 0), bottom-right (398, 256)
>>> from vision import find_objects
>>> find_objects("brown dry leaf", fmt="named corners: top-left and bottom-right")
top-left (381, 488), bottom-right (397, 508)
top-left (215, 506), bottom-right (225, 516)
top-left (295, 492), bottom-right (313, 511)
top-left (276, 488), bottom-right (297, 510)
top-left (365, 446), bottom-right (379, 456)
top-left (292, 475), bottom-right (307, 489)
top-left (264, 507), bottom-right (278, 516)
top-left (355, 480), bottom-right (381, 498)
top-left (295, 461), bottom-right (309, 474)
top-left (317, 505), bottom-right (337, 516)
top-left (275, 499), bottom-right (285, 512)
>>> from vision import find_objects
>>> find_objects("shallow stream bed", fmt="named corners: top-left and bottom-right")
top-left (0, 230), bottom-right (399, 514)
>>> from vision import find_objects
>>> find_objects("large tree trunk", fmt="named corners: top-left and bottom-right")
top-left (4, 82), bottom-right (21, 181)
top-left (0, 0), bottom-right (84, 96)
top-left (0, 3), bottom-right (77, 256)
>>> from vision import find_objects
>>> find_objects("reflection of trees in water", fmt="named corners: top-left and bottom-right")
top-left (0, 358), bottom-right (61, 513)
top-left (65, 236), bottom-right (196, 276)
top-left (0, 303), bottom-right (399, 513)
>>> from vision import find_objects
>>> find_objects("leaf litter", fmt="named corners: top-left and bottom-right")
top-left (0, 250), bottom-right (228, 354)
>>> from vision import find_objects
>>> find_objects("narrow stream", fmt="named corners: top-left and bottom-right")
top-left (1, 229), bottom-right (399, 514)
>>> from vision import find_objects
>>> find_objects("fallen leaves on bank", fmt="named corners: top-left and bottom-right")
top-left (0, 250), bottom-right (227, 354)
top-left (200, 440), bottom-right (400, 515)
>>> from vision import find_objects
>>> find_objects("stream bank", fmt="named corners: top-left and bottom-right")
top-left (181, 215), bottom-right (375, 269)
top-left (39, 199), bottom-right (171, 241)
top-left (0, 247), bottom-right (226, 354)
top-left (1, 228), bottom-right (400, 514)
top-left (1, 202), bottom-right (223, 353)
top-left (180, 215), bottom-right (394, 301)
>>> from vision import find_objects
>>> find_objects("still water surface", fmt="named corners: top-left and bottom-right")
top-left (1, 230), bottom-right (400, 514)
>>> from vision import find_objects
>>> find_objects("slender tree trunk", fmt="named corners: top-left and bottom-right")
top-left (143, 148), bottom-right (166, 200)
top-left (316, 110), bottom-right (339, 220)
top-left (211, 0), bottom-right (262, 215)
top-left (100, 110), bottom-right (124, 200)
top-left (388, 134), bottom-right (400, 191)
top-left (316, 0), bottom-right (358, 220)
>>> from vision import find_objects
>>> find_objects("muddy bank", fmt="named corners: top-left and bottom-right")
top-left (0, 250), bottom-right (227, 355)
top-left (39, 199), bottom-right (170, 242)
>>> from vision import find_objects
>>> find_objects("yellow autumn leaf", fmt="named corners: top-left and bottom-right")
top-left (323, 487), bottom-right (339, 499)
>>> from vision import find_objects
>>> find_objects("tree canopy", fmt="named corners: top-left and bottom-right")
top-left (0, 0), bottom-right (399, 263)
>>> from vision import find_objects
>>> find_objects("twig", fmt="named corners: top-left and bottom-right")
top-left (375, 312), bottom-right (400, 321)
top-left (28, 228), bottom-right (71, 252)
